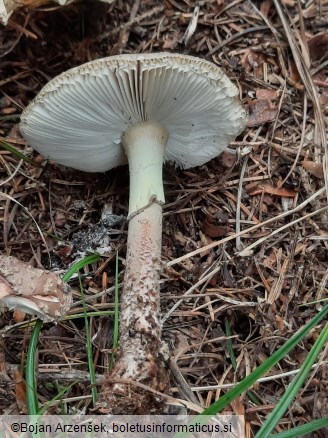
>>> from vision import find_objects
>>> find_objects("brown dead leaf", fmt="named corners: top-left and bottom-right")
top-left (241, 49), bottom-right (266, 77)
top-left (56, 245), bottom-right (73, 264)
top-left (302, 160), bottom-right (324, 178)
top-left (230, 396), bottom-right (245, 416)
top-left (247, 88), bottom-right (279, 127)
top-left (247, 183), bottom-right (297, 197)
top-left (203, 219), bottom-right (229, 238)
top-left (308, 33), bottom-right (328, 62)
top-left (13, 309), bottom-right (26, 323)
top-left (54, 211), bottom-right (66, 227)
top-left (320, 90), bottom-right (328, 106)
top-left (219, 150), bottom-right (236, 168)
top-left (262, 250), bottom-right (277, 270)
top-left (275, 315), bottom-right (285, 332)
top-left (247, 99), bottom-right (278, 127)
top-left (256, 89), bottom-right (278, 101)
top-left (202, 209), bottom-right (229, 238)
top-left (14, 370), bottom-right (27, 413)
top-left (175, 232), bottom-right (190, 246)
top-left (260, 0), bottom-right (273, 18)
top-left (288, 58), bottom-right (303, 89)
top-left (22, 0), bottom-right (58, 6)
top-left (0, 107), bottom-right (16, 115)
top-left (163, 34), bottom-right (180, 50)
top-left (0, 275), bottom-right (12, 299)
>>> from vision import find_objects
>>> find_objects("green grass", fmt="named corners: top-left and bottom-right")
top-left (79, 274), bottom-right (98, 406)
top-left (26, 253), bottom-right (101, 414)
top-left (61, 253), bottom-right (100, 282)
top-left (0, 138), bottom-right (35, 164)
top-left (25, 253), bottom-right (328, 438)
top-left (173, 304), bottom-right (328, 438)
top-left (65, 310), bottom-right (114, 320)
top-left (268, 416), bottom-right (328, 437)
top-left (256, 322), bottom-right (328, 437)
top-left (109, 251), bottom-right (120, 370)
top-left (26, 319), bottom-right (43, 415)
top-left (224, 317), bottom-right (237, 370)
top-left (0, 114), bottom-right (21, 121)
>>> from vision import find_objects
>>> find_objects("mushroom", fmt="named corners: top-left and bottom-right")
top-left (20, 53), bottom-right (247, 411)
top-left (0, 255), bottom-right (71, 322)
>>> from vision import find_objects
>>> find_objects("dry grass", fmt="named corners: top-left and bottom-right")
top-left (0, 0), bottom-right (328, 434)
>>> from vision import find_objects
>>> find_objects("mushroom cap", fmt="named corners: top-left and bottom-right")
top-left (20, 53), bottom-right (247, 172)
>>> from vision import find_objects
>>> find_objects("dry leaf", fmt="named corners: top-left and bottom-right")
top-left (202, 210), bottom-right (229, 238)
top-left (241, 49), bottom-right (266, 77)
top-left (219, 150), bottom-right (236, 168)
top-left (282, 0), bottom-right (295, 5)
top-left (275, 315), bottom-right (285, 332)
top-left (13, 309), bottom-right (26, 323)
top-left (54, 211), bottom-right (66, 227)
top-left (55, 244), bottom-right (73, 264)
top-left (230, 396), bottom-right (245, 416)
top-left (0, 255), bottom-right (71, 321)
top-left (302, 160), bottom-right (324, 178)
top-left (288, 58), bottom-right (303, 89)
top-left (247, 87), bottom-right (279, 127)
top-left (247, 99), bottom-right (278, 127)
top-left (14, 370), bottom-right (27, 413)
top-left (260, 0), bottom-right (272, 18)
top-left (247, 183), bottom-right (297, 197)
top-left (320, 90), bottom-right (328, 106)
top-left (262, 250), bottom-right (277, 270)
top-left (163, 34), bottom-right (180, 50)
top-left (308, 33), bottom-right (328, 62)
top-left (256, 89), bottom-right (278, 101)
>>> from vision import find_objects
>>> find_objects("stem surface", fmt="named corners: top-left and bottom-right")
top-left (98, 122), bottom-right (169, 413)
top-left (122, 121), bottom-right (168, 218)
top-left (113, 202), bottom-right (163, 384)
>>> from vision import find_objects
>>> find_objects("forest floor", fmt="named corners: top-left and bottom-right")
top-left (0, 0), bottom-right (328, 436)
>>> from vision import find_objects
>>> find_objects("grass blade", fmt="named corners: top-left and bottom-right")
top-left (79, 274), bottom-right (98, 406)
top-left (109, 251), bottom-right (120, 369)
top-left (268, 416), bottom-right (328, 438)
top-left (0, 114), bottom-right (21, 121)
top-left (62, 254), bottom-right (100, 282)
top-left (225, 317), bottom-right (237, 370)
top-left (0, 138), bottom-right (34, 164)
top-left (65, 310), bottom-right (114, 320)
top-left (26, 319), bottom-right (43, 415)
top-left (256, 323), bottom-right (328, 437)
top-left (26, 254), bottom-right (100, 413)
top-left (38, 381), bottom-right (78, 414)
top-left (173, 304), bottom-right (328, 438)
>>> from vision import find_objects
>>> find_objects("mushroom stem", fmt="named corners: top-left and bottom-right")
top-left (113, 202), bottom-right (163, 384)
top-left (122, 121), bottom-right (168, 218)
top-left (100, 122), bottom-right (169, 410)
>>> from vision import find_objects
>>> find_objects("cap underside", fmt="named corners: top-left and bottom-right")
top-left (20, 53), bottom-right (247, 171)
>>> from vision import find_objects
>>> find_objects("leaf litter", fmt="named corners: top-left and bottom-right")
top-left (0, 0), bottom-right (327, 433)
